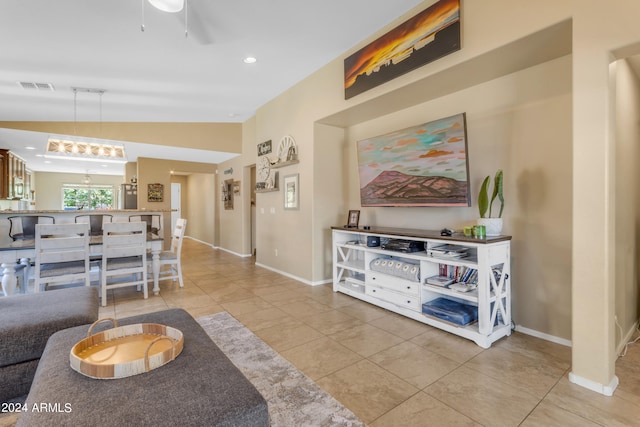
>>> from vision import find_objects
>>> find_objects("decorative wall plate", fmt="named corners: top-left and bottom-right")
top-left (276, 135), bottom-right (297, 163)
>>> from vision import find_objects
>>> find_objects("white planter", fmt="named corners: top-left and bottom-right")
top-left (477, 218), bottom-right (503, 236)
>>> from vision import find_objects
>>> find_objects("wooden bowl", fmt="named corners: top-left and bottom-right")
top-left (70, 318), bottom-right (184, 379)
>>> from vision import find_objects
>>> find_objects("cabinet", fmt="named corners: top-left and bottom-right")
top-left (0, 149), bottom-right (28, 200)
top-left (332, 227), bottom-right (511, 348)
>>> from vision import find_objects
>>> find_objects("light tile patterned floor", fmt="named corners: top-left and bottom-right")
top-left (101, 239), bottom-right (640, 426)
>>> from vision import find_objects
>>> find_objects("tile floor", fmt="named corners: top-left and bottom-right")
top-left (100, 239), bottom-right (640, 426)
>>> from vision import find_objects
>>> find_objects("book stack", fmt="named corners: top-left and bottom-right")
top-left (424, 264), bottom-right (479, 293)
top-left (425, 275), bottom-right (455, 287)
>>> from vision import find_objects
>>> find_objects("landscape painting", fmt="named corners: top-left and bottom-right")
top-left (344, 0), bottom-right (460, 100)
top-left (357, 113), bottom-right (470, 207)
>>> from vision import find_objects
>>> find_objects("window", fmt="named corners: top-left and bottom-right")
top-left (62, 184), bottom-right (115, 210)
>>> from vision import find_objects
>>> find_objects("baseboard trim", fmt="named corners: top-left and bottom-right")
top-left (185, 236), bottom-right (215, 248)
top-left (254, 262), bottom-right (325, 286)
top-left (568, 372), bottom-right (619, 397)
top-left (514, 324), bottom-right (572, 347)
top-left (216, 246), bottom-right (253, 258)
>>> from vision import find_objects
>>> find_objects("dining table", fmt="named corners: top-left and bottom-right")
top-left (0, 232), bottom-right (164, 296)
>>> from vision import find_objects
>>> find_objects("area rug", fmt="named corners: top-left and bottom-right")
top-left (197, 311), bottom-right (365, 427)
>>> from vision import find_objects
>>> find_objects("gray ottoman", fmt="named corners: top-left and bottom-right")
top-left (18, 308), bottom-right (269, 427)
top-left (0, 286), bottom-right (99, 403)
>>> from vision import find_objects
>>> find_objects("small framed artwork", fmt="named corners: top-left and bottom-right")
top-left (283, 173), bottom-right (299, 210)
top-left (347, 210), bottom-right (360, 228)
top-left (258, 140), bottom-right (272, 156)
top-left (148, 183), bottom-right (164, 202)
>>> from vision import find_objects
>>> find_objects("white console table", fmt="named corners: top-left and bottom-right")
top-left (332, 226), bottom-right (512, 348)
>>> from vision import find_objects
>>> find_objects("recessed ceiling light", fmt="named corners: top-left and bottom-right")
top-left (243, 57), bottom-right (257, 64)
top-left (44, 160), bottom-right (51, 164)
top-left (25, 146), bottom-right (36, 150)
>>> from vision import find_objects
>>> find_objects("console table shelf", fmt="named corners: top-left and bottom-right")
top-left (332, 226), bottom-right (512, 348)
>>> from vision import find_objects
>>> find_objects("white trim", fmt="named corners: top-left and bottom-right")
top-left (184, 236), bottom-right (215, 248)
top-left (254, 262), bottom-right (323, 286)
top-left (185, 236), bottom-right (330, 285)
top-left (217, 246), bottom-right (253, 258)
top-left (568, 372), bottom-right (619, 397)
top-left (514, 324), bottom-right (572, 347)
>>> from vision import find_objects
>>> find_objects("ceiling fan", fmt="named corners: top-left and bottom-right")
top-left (142, 0), bottom-right (215, 45)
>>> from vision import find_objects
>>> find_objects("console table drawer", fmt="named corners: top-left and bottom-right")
top-left (367, 272), bottom-right (420, 296)
top-left (366, 285), bottom-right (421, 311)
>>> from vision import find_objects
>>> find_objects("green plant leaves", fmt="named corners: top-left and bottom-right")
top-left (478, 175), bottom-right (490, 218)
top-left (478, 170), bottom-right (504, 218)
top-left (489, 169), bottom-right (503, 218)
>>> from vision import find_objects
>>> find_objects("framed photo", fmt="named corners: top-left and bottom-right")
top-left (283, 173), bottom-right (299, 210)
top-left (347, 210), bottom-right (360, 228)
top-left (147, 183), bottom-right (163, 202)
top-left (258, 140), bottom-right (272, 156)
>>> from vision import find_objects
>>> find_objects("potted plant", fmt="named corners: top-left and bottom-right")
top-left (477, 169), bottom-right (504, 236)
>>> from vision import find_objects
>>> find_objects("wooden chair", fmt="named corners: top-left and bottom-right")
top-left (148, 218), bottom-right (186, 288)
top-left (75, 214), bottom-right (113, 236)
top-left (8, 216), bottom-right (55, 241)
top-left (100, 222), bottom-right (148, 307)
top-left (129, 214), bottom-right (161, 234)
top-left (33, 223), bottom-right (91, 292)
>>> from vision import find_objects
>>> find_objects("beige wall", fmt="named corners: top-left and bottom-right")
top-left (0, 122), bottom-right (242, 153)
top-left (613, 58), bottom-right (640, 351)
top-left (218, 0), bottom-right (640, 394)
top-left (345, 55), bottom-right (573, 339)
top-left (137, 157), bottom-right (217, 246)
top-left (185, 173), bottom-right (215, 245)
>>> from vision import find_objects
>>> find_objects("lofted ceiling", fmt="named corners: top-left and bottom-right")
top-left (0, 0), bottom-right (425, 176)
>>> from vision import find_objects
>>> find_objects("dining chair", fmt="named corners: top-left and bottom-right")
top-left (8, 216), bottom-right (55, 241)
top-left (75, 214), bottom-right (113, 236)
top-left (100, 222), bottom-right (148, 307)
top-left (33, 223), bottom-right (91, 292)
top-left (129, 214), bottom-right (161, 234)
top-left (148, 218), bottom-right (186, 288)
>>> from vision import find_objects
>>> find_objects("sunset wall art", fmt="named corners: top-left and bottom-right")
top-left (344, 0), bottom-right (460, 99)
top-left (356, 112), bottom-right (470, 207)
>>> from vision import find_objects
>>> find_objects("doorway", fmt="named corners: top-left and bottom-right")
top-left (171, 182), bottom-right (181, 231)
